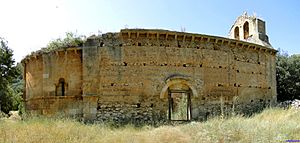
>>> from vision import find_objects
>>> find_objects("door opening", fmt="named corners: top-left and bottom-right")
top-left (168, 89), bottom-right (191, 121)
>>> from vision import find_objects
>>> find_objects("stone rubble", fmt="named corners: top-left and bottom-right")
top-left (277, 99), bottom-right (300, 109)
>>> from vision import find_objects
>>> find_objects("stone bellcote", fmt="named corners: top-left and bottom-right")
top-left (228, 12), bottom-right (272, 48)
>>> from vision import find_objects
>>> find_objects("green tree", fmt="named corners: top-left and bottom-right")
top-left (9, 63), bottom-right (24, 113)
top-left (0, 37), bottom-right (21, 113)
top-left (276, 51), bottom-right (300, 101)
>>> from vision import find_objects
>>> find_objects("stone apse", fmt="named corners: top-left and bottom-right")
top-left (22, 14), bottom-right (277, 123)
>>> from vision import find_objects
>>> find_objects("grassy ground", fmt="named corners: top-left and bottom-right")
top-left (0, 108), bottom-right (299, 143)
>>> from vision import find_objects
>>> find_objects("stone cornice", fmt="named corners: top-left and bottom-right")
top-left (120, 29), bottom-right (277, 55)
top-left (22, 28), bottom-right (277, 64)
top-left (21, 47), bottom-right (82, 64)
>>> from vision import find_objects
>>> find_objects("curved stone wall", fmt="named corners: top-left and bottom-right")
top-left (23, 48), bottom-right (83, 115)
top-left (22, 29), bottom-right (277, 123)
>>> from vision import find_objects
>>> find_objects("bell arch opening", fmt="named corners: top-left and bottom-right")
top-left (243, 21), bottom-right (249, 39)
top-left (234, 26), bottom-right (240, 40)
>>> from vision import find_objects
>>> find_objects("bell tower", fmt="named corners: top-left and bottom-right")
top-left (229, 12), bottom-right (272, 48)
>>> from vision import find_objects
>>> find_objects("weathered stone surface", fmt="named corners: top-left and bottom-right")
top-left (8, 111), bottom-right (21, 121)
top-left (277, 99), bottom-right (300, 109)
top-left (21, 14), bottom-right (277, 124)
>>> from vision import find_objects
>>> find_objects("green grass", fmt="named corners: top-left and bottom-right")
top-left (0, 108), bottom-right (299, 143)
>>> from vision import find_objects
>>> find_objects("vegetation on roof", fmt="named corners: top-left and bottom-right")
top-left (43, 32), bottom-right (85, 52)
top-left (25, 32), bottom-right (86, 58)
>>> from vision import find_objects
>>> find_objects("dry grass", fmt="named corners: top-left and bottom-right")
top-left (0, 108), bottom-right (299, 143)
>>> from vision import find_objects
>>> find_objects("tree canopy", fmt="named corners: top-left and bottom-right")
top-left (276, 51), bottom-right (300, 101)
top-left (0, 37), bottom-right (22, 113)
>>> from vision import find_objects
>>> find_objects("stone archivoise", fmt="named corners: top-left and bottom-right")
top-left (22, 13), bottom-right (277, 124)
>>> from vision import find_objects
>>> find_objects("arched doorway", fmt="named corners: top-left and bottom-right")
top-left (167, 88), bottom-right (191, 121)
top-left (160, 77), bottom-right (197, 121)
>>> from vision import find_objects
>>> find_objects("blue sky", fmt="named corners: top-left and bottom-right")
top-left (0, 0), bottom-right (299, 62)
